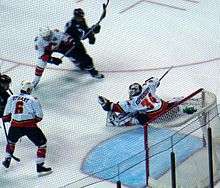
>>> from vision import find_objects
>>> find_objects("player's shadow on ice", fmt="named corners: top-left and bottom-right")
top-left (32, 70), bottom-right (100, 108)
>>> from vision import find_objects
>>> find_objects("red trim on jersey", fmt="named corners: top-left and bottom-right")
top-left (146, 100), bottom-right (169, 121)
top-left (35, 66), bottom-right (44, 76)
top-left (11, 119), bottom-right (38, 128)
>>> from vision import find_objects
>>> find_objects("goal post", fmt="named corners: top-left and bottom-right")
top-left (143, 88), bottom-right (220, 188)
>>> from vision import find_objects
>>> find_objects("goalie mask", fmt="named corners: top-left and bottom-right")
top-left (129, 83), bottom-right (142, 98)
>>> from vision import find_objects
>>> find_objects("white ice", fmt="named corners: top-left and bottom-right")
top-left (0, 0), bottom-right (220, 187)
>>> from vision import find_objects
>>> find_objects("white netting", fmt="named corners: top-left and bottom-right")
top-left (148, 90), bottom-right (220, 188)
top-left (151, 90), bottom-right (216, 128)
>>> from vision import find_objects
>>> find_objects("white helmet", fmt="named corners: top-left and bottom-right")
top-left (39, 27), bottom-right (52, 39)
top-left (21, 80), bottom-right (34, 93)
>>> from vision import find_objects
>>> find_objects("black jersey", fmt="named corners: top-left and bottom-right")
top-left (0, 90), bottom-right (10, 118)
top-left (64, 18), bottom-right (93, 41)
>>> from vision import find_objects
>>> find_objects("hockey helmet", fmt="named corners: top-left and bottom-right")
top-left (0, 74), bottom-right (11, 91)
top-left (129, 83), bottom-right (142, 98)
top-left (39, 27), bottom-right (52, 40)
top-left (73, 8), bottom-right (85, 18)
top-left (20, 80), bottom-right (34, 94)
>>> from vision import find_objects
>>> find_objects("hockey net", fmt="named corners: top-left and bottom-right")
top-left (105, 88), bottom-right (220, 187)
top-left (146, 88), bottom-right (220, 188)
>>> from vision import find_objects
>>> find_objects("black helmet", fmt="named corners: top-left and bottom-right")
top-left (0, 74), bottom-right (11, 91)
top-left (73, 8), bottom-right (84, 18)
top-left (0, 74), bottom-right (11, 84)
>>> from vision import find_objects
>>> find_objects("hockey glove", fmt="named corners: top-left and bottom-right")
top-left (144, 77), bottom-right (160, 87)
top-left (50, 57), bottom-right (62, 65)
top-left (98, 96), bottom-right (111, 111)
top-left (93, 24), bottom-right (101, 34)
top-left (88, 35), bottom-right (96, 45)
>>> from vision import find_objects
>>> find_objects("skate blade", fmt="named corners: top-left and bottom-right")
top-left (37, 170), bottom-right (53, 177)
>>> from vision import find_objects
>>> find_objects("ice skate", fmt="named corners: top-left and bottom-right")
top-left (37, 163), bottom-right (52, 176)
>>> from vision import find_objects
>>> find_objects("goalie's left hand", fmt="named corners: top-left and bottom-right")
top-left (98, 96), bottom-right (111, 111)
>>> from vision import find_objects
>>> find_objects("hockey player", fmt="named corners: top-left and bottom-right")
top-left (2, 81), bottom-right (52, 175)
top-left (0, 74), bottom-right (12, 118)
top-left (64, 8), bottom-right (104, 79)
top-left (98, 77), bottom-right (173, 126)
top-left (32, 27), bottom-right (76, 88)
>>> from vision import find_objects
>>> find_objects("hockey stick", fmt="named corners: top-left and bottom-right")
top-left (159, 66), bottom-right (173, 81)
top-left (8, 89), bottom-right (13, 95)
top-left (145, 66), bottom-right (174, 83)
top-left (2, 121), bottom-right (20, 162)
top-left (61, 0), bottom-right (110, 59)
top-left (81, 0), bottom-right (110, 40)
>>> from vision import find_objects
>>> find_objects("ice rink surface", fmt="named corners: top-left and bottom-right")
top-left (0, 0), bottom-right (220, 187)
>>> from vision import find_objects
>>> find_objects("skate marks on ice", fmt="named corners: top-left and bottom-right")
top-left (119, 0), bottom-right (201, 14)
top-left (32, 69), bottom-right (102, 107)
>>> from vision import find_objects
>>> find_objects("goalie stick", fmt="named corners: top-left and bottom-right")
top-left (61, 0), bottom-right (110, 59)
top-left (159, 65), bottom-right (174, 81)
top-left (145, 65), bottom-right (174, 83)
top-left (2, 121), bottom-right (20, 162)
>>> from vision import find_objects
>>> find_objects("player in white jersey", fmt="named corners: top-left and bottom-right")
top-left (98, 77), bottom-right (173, 126)
top-left (32, 27), bottom-right (75, 88)
top-left (33, 26), bottom-right (103, 88)
top-left (2, 81), bottom-right (52, 175)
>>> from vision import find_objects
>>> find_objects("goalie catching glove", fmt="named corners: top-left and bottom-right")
top-left (98, 96), bottom-right (112, 111)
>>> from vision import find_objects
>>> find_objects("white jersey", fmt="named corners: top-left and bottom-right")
top-left (119, 78), bottom-right (162, 113)
top-left (3, 93), bottom-right (43, 127)
top-left (35, 29), bottom-right (74, 59)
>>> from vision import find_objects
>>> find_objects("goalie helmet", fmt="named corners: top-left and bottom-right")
top-left (0, 74), bottom-right (11, 91)
top-left (129, 83), bottom-right (142, 98)
top-left (39, 27), bottom-right (52, 40)
top-left (20, 80), bottom-right (34, 94)
top-left (73, 8), bottom-right (85, 18)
